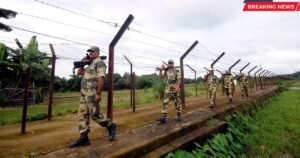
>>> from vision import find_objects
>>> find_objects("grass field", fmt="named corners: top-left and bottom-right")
top-left (166, 86), bottom-right (300, 158)
top-left (0, 83), bottom-right (207, 125)
top-left (244, 89), bottom-right (300, 157)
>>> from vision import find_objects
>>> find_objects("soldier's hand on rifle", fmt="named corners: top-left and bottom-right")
top-left (156, 64), bottom-right (165, 71)
top-left (77, 67), bottom-right (85, 75)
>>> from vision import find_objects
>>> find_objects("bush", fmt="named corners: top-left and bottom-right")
top-left (166, 112), bottom-right (256, 158)
top-left (27, 113), bottom-right (47, 121)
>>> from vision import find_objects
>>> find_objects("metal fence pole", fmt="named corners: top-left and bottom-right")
top-left (185, 64), bottom-right (197, 97)
top-left (180, 41), bottom-right (199, 108)
top-left (48, 44), bottom-right (56, 121)
top-left (248, 66), bottom-right (257, 93)
top-left (107, 14), bottom-right (134, 120)
top-left (123, 55), bottom-right (133, 111)
top-left (21, 68), bottom-right (31, 135)
top-left (254, 68), bottom-right (262, 91)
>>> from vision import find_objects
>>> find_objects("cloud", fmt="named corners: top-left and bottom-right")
top-left (1, 0), bottom-right (299, 78)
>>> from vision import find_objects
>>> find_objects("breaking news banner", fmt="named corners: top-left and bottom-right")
top-left (243, 0), bottom-right (300, 11)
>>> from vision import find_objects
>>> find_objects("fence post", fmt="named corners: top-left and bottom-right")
top-left (15, 39), bottom-right (28, 135)
top-left (21, 68), bottom-right (31, 135)
top-left (240, 62), bottom-right (250, 74)
top-left (259, 70), bottom-right (266, 90)
top-left (248, 66), bottom-right (257, 93)
top-left (229, 59), bottom-right (241, 72)
top-left (48, 44), bottom-right (56, 121)
top-left (263, 71), bottom-right (270, 88)
top-left (107, 14), bottom-right (134, 120)
top-left (123, 55), bottom-right (134, 111)
top-left (211, 52), bottom-right (225, 69)
top-left (254, 68), bottom-right (262, 91)
top-left (180, 41), bottom-right (198, 108)
top-left (185, 64), bottom-right (197, 97)
top-left (210, 52), bottom-right (226, 96)
top-left (133, 72), bottom-right (136, 112)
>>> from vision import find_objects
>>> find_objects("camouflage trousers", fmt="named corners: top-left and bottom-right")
top-left (208, 85), bottom-right (217, 105)
top-left (78, 94), bottom-right (111, 134)
top-left (225, 87), bottom-right (233, 99)
top-left (161, 92), bottom-right (182, 114)
top-left (241, 86), bottom-right (248, 97)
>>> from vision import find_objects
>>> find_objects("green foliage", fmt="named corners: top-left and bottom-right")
top-left (0, 8), bottom-right (17, 32)
top-left (1, 37), bottom-right (50, 91)
top-left (244, 89), bottom-right (300, 157)
top-left (167, 113), bottom-right (253, 158)
top-left (206, 118), bottom-right (218, 126)
top-left (167, 90), bottom-right (300, 158)
top-left (137, 73), bottom-right (158, 89)
top-left (152, 78), bottom-right (166, 99)
top-left (27, 113), bottom-right (47, 121)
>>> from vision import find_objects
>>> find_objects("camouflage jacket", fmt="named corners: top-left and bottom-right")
top-left (206, 74), bottom-right (218, 87)
top-left (80, 57), bottom-right (106, 96)
top-left (224, 74), bottom-right (234, 88)
top-left (163, 68), bottom-right (181, 93)
top-left (239, 76), bottom-right (248, 87)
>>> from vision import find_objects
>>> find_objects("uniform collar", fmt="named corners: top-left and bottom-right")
top-left (93, 56), bottom-right (101, 62)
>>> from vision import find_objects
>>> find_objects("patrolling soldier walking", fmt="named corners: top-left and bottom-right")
top-left (238, 73), bottom-right (248, 98)
top-left (69, 46), bottom-right (116, 148)
top-left (204, 69), bottom-right (218, 108)
top-left (156, 59), bottom-right (182, 123)
top-left (223, 70), bottom-right (235, 103)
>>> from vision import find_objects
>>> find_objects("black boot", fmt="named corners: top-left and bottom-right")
top-left (209, 103), bottom-right (214, 108)
top-left (175, 113), bottom-right (182, 122)
top-left (156, 113), bottom-right (167, 124)
top-left (69, 132), bottom-right (90, 148)
top-left (107, 123), bottom-right (116, 141)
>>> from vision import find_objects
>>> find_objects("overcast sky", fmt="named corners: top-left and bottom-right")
top-left (1, 0), bottom-right (300, 79)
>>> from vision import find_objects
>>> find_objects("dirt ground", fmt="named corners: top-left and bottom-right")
top-left (0, 89), bottom-right (263, 158)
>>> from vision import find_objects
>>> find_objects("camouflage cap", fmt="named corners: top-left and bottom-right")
top-left (87, 46), bottom-right (100, 52)
top-left (168, 59), bottom-right (174, 64)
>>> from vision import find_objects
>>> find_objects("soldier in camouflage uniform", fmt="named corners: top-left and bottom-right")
top-left (238, 73), bottom-right (248, 98)
top-left (69, 46), bottom-right (116, 148)
top-left (204, 69), bottom-right (218, 108)
top-left (156, 59), bottom-right (182, 123)
top-left (223, 70), bottom-right (235, 103)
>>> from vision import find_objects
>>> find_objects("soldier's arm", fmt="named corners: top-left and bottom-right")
top-left (97, 77), bottom-right (105, 94)
top-left (160, 69), bottom-right (167, 79)
top-left (203, 74), bottom-right (208, 82)
top-left (95, 61), bottom-right (106, 102)
top-left (176, 69), bottom-right (181, 91)
top-left (176, 78), bottom-right (181, 91)
top-left (159, 69), bottom-right (164, 79)
top-left (77, 67), bottom-right (85, 76)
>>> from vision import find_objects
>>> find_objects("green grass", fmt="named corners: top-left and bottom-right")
top-left (245, 89), bottom-right (300, 157)
top-left (166, 89), bottom-right (300, 158)
top-left (288, 80), bottom-right (300, 87)
top-left (0, 83), bottom-right (207, 125)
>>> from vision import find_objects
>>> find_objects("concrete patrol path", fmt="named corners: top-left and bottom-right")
top-left (40, 86), bottom-right (278, 158)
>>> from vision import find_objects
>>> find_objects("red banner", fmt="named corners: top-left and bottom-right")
top-left (243, 2), bottom-right (300, 11)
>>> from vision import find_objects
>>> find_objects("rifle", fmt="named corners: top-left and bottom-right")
top-left (73, 55), bottom-right (107, 74)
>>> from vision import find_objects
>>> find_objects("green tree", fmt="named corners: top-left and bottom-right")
top-left (0, 43), bottom-right (19, 88)
top-left (0, 37), bottom-right (51, 104)
top-left (136, 73), bottom-right (158, 89)
top-left (152, 79), bottom-right (166, 100)
top-left (0, 8), bottom-right (17, 32)
top-left (67, 75), bottom-right (81, 91)
top-left (13, 36), bottom-right (50, 89)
